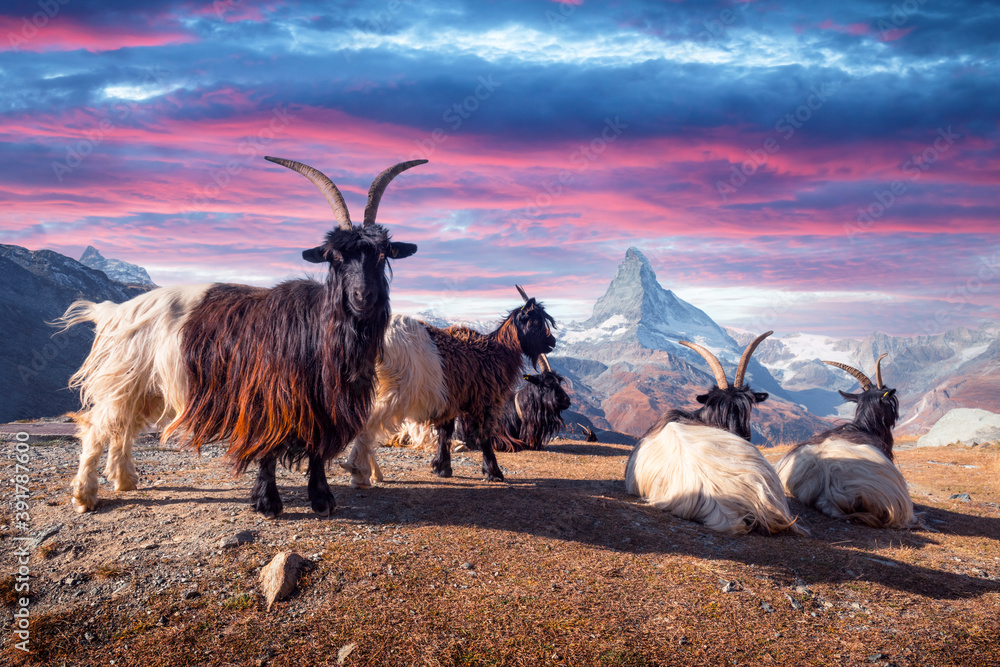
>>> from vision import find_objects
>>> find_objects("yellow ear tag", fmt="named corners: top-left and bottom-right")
top-left (883, 391), bottom-right (890, 398)
top-left (523, 375), bottom-right (531, 380)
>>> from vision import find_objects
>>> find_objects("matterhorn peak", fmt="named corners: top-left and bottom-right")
top-left (565, 247), bottom-right (740, 359)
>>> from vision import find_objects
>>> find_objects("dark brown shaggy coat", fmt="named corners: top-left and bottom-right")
top-left (423, 319), bottom-right (524, 435)
top-left (166, 279), bottom-right (384, 472)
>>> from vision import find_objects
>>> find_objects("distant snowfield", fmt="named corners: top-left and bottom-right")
top-left (561, 314), bottom-right (630, 345)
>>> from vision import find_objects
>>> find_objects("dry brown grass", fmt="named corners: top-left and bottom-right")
top-left (94, 563), bottom-right (124, 579)
top-left (0, 575), bottom-right (20, 606)
top-left (2, 439), bottom-right (999, 666)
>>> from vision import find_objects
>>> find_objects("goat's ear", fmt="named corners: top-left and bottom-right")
top-left (302, 246), bottom-right (326, 263)
top-left (523, 374), bottom-right (541, 385)
top-left (882, 388), bottom-right (896, 399)
top-left (838, 390), bottom-right (860, 403)
top-left (753, 392), bottom-right (769, 404)
top-left (389, 242), bottom-right (417, 259)
top-left (696, 393), bottom-right (709, 404)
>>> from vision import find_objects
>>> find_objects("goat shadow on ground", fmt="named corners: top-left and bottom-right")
top-left (544, 442), bottom-right (631, 457)
top-left (911, 503), bottom-right (1000, 540)
top-left (324, 474), bottom-right (1000, 602)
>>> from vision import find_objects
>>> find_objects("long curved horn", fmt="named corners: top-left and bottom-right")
top-left (679, 341), bottom-right (728, 389)
top-left (734, 331), bottom-right (773, 388)
top-left (265, 156), bottom-right (352, 230)
top-left (515, 284), bottom-right (530, 302)
top-left (822, 360), bottom-right (873, 391)
top-left (363, 159), bottom-right (428, 226)
top-left (874, 353), bottom-right (888, 389)
top-left (538, 353), bottom-right (552, 373)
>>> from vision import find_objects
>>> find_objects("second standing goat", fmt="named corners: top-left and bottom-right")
top-left (341, 290), bottom-right (557, 487)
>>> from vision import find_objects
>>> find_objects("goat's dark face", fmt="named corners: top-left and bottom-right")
top-left (509, 298), bottom-right (557, 366)
top-left (524, 371), bottom-right (572, 412)
top-left (695, 385), bottom-right (768, 441)
top-left (840, 386), bottom-right (899, 433)
top-left (303, 225), bottom-right (416, 318)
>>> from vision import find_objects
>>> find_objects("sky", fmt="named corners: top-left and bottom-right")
top-left (1, 0), bottom-right (997, 337)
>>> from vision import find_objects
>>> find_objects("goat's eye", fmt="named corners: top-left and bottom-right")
top-left (378, 253), bottom-right (386, 263)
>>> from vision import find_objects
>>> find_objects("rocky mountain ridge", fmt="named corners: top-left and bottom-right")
top-left (0, 244), bottom-right (153, 422)
top-left (79, 245), bottom-right (156, 286)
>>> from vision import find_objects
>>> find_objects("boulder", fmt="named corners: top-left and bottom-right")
top-left (259, 552), bottom-right (307, 610)
top-left (917, 408), bottom-right (1000, 447)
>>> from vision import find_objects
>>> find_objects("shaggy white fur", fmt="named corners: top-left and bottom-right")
top-left (776, 438), bottom-right (918, 529)
top-left (626, 422), bottom-right (805, 535)
top-left (56, 285), bottom-right (211, 513)
top-left (386, 418), bottom-right (441, 451)
top-left (340, 314), bottom-right (449, 488)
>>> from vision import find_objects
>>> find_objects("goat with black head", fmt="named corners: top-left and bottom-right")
top-left (472, 286), bottom-right (571, 452)
top-left (625, 332), bottom-right (805, 535)
top-left (776, 355), bottom-right (918, 528)
top-left (58, 156), bottom-right (425, 516)
top-left (341, 285), bottom-right (557, 487)
top-left (459, 353), bottom-right (571, 452)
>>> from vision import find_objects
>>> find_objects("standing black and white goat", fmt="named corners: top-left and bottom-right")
top-left (57, 156), bottom-right (425, 517)
top-left (776, 355), bottom-right (918, 528)
top-left (340, 288), bottom-right (556, 488)
top-left (625, 332), bottom-right (805, 535)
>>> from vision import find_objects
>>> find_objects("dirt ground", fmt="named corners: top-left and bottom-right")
top-left (1, 428), bottom-right (998, 667)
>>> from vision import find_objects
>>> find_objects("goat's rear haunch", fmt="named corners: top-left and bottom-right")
top-left (776, 354), bottom-right (919, 529)
top-left (341, 286), bottom-right (557, 487)
top-left (625, 332), bottom-right (806, 536)
top-left (56, 156), bottom-right (426, 517)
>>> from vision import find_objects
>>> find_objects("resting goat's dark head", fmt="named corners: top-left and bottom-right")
top-left (510, 284), bottom-right (557, 368)
top-left (824, 354), bottom-right (899, 445)
top-left (266, 156), bottom-right (424, 318)
top-left (678, 332), bottom-right (772, 441)
top-left (523, 355), bottom-right (572, 414)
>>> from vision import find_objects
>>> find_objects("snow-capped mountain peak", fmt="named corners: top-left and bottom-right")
top-left (79, 246), bottom-right (155, 286)
top-left (565, 247), bottom-right (738, 358)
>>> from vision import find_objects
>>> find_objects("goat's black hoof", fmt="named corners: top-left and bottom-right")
top-left (432, 463), bottom-right (452, 478)
top-left (310, 491), bottom-right (336, 517)
top-left (252, 495), bottom-right (283, 519)
top-left (484, 470), bottom-right (505, 482)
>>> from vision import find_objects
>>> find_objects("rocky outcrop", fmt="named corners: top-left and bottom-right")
top-left (917, 408), bottom-right (1000, 447)
top-left (79, 245), bottom-right (155, 286)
